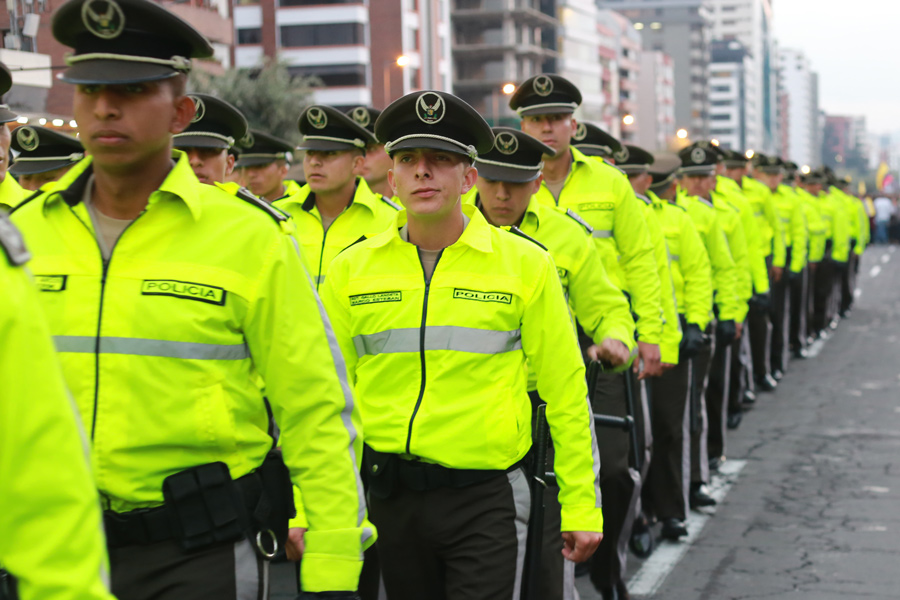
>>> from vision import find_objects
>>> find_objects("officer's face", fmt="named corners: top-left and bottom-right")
top-left (679, 174), bottom-right (715, 198)
top-left (0, 124), bottom-right (9, 180)
top-left (243, 161), bottom-right (288, 201)
top-left (628, 172), bottom-right (653, 195)
top-left (183, 146), bottom-right (234, 185)
top-left (477, 176), bottom-right (541, 227)
top-left (754, 170), bottom-right (782, 192)
top-left (360, 144), bottom-right (393, 189)
top-left (303, 149), bottom-right (363, 195)
top-left (520, 113), bottom-right (576, 158)
top-left (724, 166), bottom-right (746, 183)
top-left (802, 183), bottom-right (823, 196)
top-left (388, 148), bottom-right (476, 219)
top-left (74, 81), bottom-right (193, 174)
top-left (18, 166), bottom-right (72, 191)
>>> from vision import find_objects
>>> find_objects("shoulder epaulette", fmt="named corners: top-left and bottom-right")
top-left (635, 193), bottom-right (652, 206)
top-left (697, 197), bottom-right (714, 209)
top-left (380, 195), bottom-right (402, 211)
top-left (508, 226), bottom-right (548, 251)
top-left (669, 202), bottom-right (687, 212)
top-left (234, 187), bottom-right (289, 223)
top-left (565, 208), bottom-right (594, 233)
top-left (7, 189), bottom-right (44, 215)
top-left (0, 215), bottom-right (30, 266)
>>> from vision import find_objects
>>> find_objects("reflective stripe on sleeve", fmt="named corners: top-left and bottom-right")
top-left (353, 326), bottom-right (523, 357)
top-left (53, 336), bottom-right (250, 360)
top-left (591, 230), bottom-right (613, 239)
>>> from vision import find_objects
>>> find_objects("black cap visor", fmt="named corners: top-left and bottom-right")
top-left (236, 154), bottom-right (285, 168)
top-left (475, 160), bottom-right (541, 184)
top-left (173, 133), bottom-right (231, 151)
top-left (0, 106), bottom-right (18, 123)
top-left (297, 138), bottom-right (361, 152)
top-left (517, 103), bottom-right (577, 117)
top-left (60, 59), bottom-right (180, 85)
top-left (11, 157), bottom-right (80, 176)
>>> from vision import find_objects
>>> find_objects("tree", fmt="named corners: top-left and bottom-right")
top-left (189, 59), bottom-right (320, 144)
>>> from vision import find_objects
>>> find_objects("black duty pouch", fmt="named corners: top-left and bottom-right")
top-left (363, 445), bottom-right (398, 500)
top-left (162, 461), bottom-right (246, 552)
top-left (248, 450), bottom-right (296, 555)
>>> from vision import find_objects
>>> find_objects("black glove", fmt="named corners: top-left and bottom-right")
top-left (834, 260), bottom-right (849, 273)
top-left (788, 269), bottom-right (804, 282)
top-left (680, 322), bottom-right (705, 359)
top-left (296, 593), bottom-right (361, 600)
top-left (716, 319), bottom-right (737, 346)
top-left (749, 292), bottom-right (771, 313)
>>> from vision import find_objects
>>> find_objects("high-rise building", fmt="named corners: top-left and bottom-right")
top-left (706, 0), bottom-right (777, 153)
top-left (451, 0), bottom-right (557, 124)
top-left (778, 48), bottom-right (818, 168)
top-left (601, 0), bottom-right (713, 140)
top-left (557, 0), bottom-right (603, 122)
top-left (596, 9), bottom-right (641, 142)
top-left (636, 50), bottom-right (675, 150)
top-left (708, 39), bottom-right (747, 150)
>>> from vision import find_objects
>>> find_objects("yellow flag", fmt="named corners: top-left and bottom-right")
top-left (876, 161), bottom-right (890, 191)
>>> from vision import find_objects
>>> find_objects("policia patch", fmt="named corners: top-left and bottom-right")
top-left (453, 289), bottom-right (512, 304)
top-left (141, 280), bottom-right (226, 305)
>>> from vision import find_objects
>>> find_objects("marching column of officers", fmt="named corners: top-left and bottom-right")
top-left (0, 1), bottom-right (871, 599)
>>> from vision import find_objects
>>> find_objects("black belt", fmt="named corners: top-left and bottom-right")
top-left (103, 468), bottom-right (262, 549)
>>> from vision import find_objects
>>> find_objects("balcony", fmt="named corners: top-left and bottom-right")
top-left (453, 0), bottom-right (557, 27)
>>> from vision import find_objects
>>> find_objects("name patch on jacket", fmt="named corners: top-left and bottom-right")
top-left (577, 202), bottom-right (614, 211)
top-left (141, 280), bottom-right (226, 305)
top-left (453, 288), bottom-right (512, 304)
top-left (350, 291), bottom-right (402, 306)
top-left (34, 274), bottom-right (67, 291)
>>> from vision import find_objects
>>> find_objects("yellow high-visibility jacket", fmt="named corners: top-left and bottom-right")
top-left (796, 188), bottom-right (827, 262)
top-left (534, 148), bottom-right (662, 346)
top-left (822, 188), bottom-right (851, 263)
top-left (650, 191), bottom-right (713, 330)
top-left (637, 194), bottom-right (682, 365)
top-left (472, 193), bottom-right (636, 358)
top-left (0, 214), bottom-right (116, 600)
top-left (11, 152), bottom-right (371, 592)
top-left (716, 176), bottom-right (770, 294)
top-left (711, 192), bottom-right (751, 322)
top-left (0, 173), bottom-right (29, 212)
top-left (321, 203), bottom-right (604, 533)
top-left (742, 176), bottom-right (787, 267)
top-left (274, 178), bottom-right (400, 290)
top-left (677, 191), bottom-right (742, 321)
top-left (773, 184), bottom-right (808, 273)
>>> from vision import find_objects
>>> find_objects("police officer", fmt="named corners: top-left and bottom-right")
top-left (795, 169), bottom-right (827, 345)
top-left (172, 93), bottom-right (247, 186)
top-left (0, 64), bottom-right (29, 211)
top-left (780, 161), bottom-right (812, 358)
top-left (346, 106), bottom-right (394, 199)
top-left (321, 90), bottom-right (603, 600)
top-left (274, 105), bottom-right (400, 291)
top-left (510, 75), bottom-right (662, 598)
top-left (677, 143), bottom-right (741, 509)
top-left (472, 126), bottom-right (635, 600)
top-left (9, 125), bottom-right (84, 192)
top-left (11, 0), bottom-right (369, 597)
top-left (821, 170), bottom-right (852, 329)
top-left (1, 214), bottom-right (116, 600)
top-left (235, 129), bottom-right (300, 202)
top-left (644, 152), bottom-right (712, 539)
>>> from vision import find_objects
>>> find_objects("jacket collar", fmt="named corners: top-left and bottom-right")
top-left (372, 201), bottom-right (493, 253)
top-left (278, 177), bottom-right (378, 215)
top-left (44, 150), bottom-right (203, 221)
top-left (473, 192), bottom-right (542, 232)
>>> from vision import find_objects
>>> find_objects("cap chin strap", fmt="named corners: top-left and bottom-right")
top-left (14, 153), bottom-right (84, 162)
top-left (677, 165), bottom-right (716, 176)
top-left (238, 152), bottom-right (287, 160)
top-left (574, 143), bottom-right (613, 156)
top-left (475, 157), bottom-right (544, 171)
top-left (66, 52), bottom-right (192, 73)
top-left (302, 135), bottom-right (366, 149)
top-left (515, 102), bottom-right (578, 116)
top-left (173, 131), bottom-right (235, 148)
top-left (385, 133), bottom-right (477, 160)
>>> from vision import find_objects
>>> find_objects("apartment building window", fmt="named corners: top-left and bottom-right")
top-left (237, 28), bottom-right (262, 44)
top-left (280, 23), bottom-right (365, 47)
top-left (711, 114), bottom-right (731, 121)
top-left (280, 0), bottom-right (359, 6)
top-left (711, 100), bottom-right (733, 107)
top-left (289, 64), bottom-right (367, 86)
top-left (711, 85), bottom-right (731, 93)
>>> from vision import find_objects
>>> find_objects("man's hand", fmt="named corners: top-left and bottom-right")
top-left (285, 527), bottom-right (307, 562)
top-left (587, 339), bottom-right (631, 367)
top-left (735, 321), bottom-right (743, 339)
top-left (661, 362), bottom-right (676, 372)
top-left (634, 341), bottom-right (662, 380)
top-left (561, 531), bottom-right (603, 563)
top-left (771, 266), bottom-right (784, 282)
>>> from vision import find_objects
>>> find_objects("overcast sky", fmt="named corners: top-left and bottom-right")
top-left (773, 0), bottom-right (900, 136)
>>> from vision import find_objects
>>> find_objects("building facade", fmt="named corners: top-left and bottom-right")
top-left (778, 47), bottom-right (818, 167)
top-left (635, 49), bottom-right (675, 150)
top-left (708, 39), bottom-right (747, 151)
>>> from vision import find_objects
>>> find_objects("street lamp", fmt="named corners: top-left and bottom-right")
top-left (383, 55), bottom-right (410, 107)
top-left (491, 82), bottom-right (516, 126)
top-left (801, 165), bottom-right (811, 174)
top-left (622, 114), bottom-right (635, 126)
top-left (502, 82), bottom-right (516, 95)
top-left (676, 128), bottom-right (688, 139)
top-left (745, 149), bottom-right (755, 159)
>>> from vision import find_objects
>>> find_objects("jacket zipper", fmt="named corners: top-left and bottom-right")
top-left (405, 249), bottom-right (442, 455)
top-left (314, 204), bottom-right (351, 292)
top-left (74, 207), bottom-right (144, 440)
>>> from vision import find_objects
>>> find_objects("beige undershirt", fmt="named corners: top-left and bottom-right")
top-left (544, 172), bottom-right (569, 201)
top-left (83, 176), bottom-right (135, 260)
top-left (400, 213), bottom-right (470, 281)
top-left (321, 213), bottom-right (337, 232)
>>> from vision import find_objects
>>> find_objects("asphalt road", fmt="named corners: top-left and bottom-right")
top-left (273, 246), bottom-right (900, 600)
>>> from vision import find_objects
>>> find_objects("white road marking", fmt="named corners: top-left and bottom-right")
top-left (881, 253), bottom-right (890, 264)
top-left (627, 460), bottom-right (747, 597)
top-left (854, 288), bottom-right (862, 299)
top-left (870, 265), bottom-right (882, 278)
top-left (863, 486), bottom-right (890, 494)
